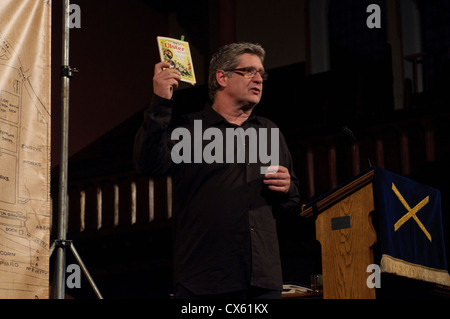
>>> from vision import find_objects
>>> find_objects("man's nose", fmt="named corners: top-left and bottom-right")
top-left (252, 72), bottom-right (263, 83)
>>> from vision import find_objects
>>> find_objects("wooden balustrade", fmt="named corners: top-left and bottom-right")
top-left (288, 112), bottom-right (448, 200)
top-left (52, 175), bottom-right (173, 235)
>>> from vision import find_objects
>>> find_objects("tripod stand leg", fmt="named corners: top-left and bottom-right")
top-left (52, 247), bottom-right (67, 299)
top-left (70, 244), bottom-right (103, 299)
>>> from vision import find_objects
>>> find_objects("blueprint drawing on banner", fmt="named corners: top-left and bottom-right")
top-left (0, 0), bottom-right (51, 299)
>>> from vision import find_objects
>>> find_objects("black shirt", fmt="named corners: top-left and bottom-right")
top-left (134, 95), bottom-right (301, 295)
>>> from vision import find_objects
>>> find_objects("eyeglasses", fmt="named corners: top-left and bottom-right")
top-left (225, 67), bottom-right (268, 81)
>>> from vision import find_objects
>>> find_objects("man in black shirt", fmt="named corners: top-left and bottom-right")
top-left (134, 42), bottom-right (301, 299)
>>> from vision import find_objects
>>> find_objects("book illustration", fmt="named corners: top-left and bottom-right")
top-left (157, 36), bottom-right (196, 85)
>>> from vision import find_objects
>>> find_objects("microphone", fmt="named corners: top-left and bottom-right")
top-left (341, 126), bottom-right (373, 168)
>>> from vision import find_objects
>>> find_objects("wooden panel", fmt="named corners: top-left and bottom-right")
top-left (316, 183), bottom-right (377, 299)
top-left (118, 178), bottom-right (133, 226)
top-left (84, 184), bottom-right (100, 231)
top-left (135, 176), bottom-right (152, 223)
top-left (100, 180), bottom-right (116, 228)
top-left (301, 168), bottom-right (374, 218)
top-left (67, 186), bottom-right (82, 233)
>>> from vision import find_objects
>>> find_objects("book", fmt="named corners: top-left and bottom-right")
top-left (282, 284), bottom-right (310, 294)
top-left (157, 36), bottom-right (196, 85)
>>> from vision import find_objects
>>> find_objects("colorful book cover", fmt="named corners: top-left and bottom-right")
top-left (157, 36), bottom-right (196, 85)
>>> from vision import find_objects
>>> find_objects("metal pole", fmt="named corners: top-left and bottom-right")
top-left (70, 244), bottom-right (104, 299)
top-left (52, 0), bottom-right (71, 299)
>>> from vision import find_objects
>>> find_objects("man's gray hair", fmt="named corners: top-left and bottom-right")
top-left (208, 42), bottom-right (265, 101)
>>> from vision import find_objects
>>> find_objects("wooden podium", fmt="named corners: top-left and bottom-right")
top-left (301, 168), bottom-right (378, 299)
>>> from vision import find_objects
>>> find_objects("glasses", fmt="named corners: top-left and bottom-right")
top-left (225, 67), bottom-right (268, 81)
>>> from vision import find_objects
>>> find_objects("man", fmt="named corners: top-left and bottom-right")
top-left (134, 42), bottom-right (301, 299)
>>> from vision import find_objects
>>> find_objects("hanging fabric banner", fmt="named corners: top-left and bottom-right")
top-left (0, 0), bottom-right (51, 298)
top-left (375, 168), bottom-right (450, 286)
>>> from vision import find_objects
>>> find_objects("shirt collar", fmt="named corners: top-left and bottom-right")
top-left (202, 105), bottom-right (262, 128)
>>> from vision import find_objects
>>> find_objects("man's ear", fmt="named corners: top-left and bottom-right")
top-left (216, 70), bottom-right (228, 88)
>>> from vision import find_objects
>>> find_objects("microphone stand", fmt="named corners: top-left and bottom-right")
top-left (341, 126), bottom-right (373, 168)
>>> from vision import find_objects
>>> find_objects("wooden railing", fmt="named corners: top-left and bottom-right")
top-left (52, 174), bottom-right (173, 235)
top-left (289, 112), bottom-right (449, 200)
top-left (52, 111), bottom-right (450, 236)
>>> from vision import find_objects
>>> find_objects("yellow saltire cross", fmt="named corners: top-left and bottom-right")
top-left (392, 183), bottom-right (432, 242)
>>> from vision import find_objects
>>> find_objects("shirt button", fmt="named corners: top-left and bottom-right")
top-left (250, 226), bottom-right (254, 231)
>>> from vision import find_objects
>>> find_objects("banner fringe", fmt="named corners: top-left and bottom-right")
top-left (381, 254), bottom-right (450, 287)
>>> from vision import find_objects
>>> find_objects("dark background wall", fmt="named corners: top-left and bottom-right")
top-left (48, 0), bottom-right (450, 299)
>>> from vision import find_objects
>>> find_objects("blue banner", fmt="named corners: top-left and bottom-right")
top-left (374, 167), bottom-right (450, 285)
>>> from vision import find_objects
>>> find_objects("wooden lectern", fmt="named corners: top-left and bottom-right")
top-left (301, 168), bottom-right (377, 299)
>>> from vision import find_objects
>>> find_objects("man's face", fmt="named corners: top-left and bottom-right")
top-left (225, 53), bottom-right (265, 108)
